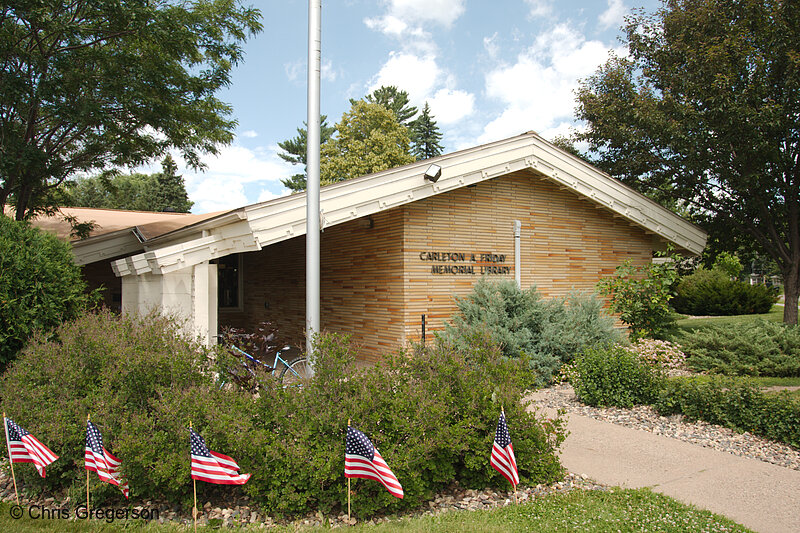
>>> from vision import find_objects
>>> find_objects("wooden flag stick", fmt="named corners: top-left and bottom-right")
top-left (190, 420), bottom-right (197, 533)
top-left (86, 413), bottom-right (90, 520)
top-left (347, 419), bottom-right (351, 521)
top-left (3, 413), bottom-right (20, 506)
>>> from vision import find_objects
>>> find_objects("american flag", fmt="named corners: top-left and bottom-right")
top-left (4, 417), bottom-right (58, 478)
top-left (190, 428), bottom-right (250, 485)
top-left (490, 412), bottom-right (519, 487)
top-left (85, 421), bottom-right (130, 498)
top-left (344, 426), bottom-right (403, 499)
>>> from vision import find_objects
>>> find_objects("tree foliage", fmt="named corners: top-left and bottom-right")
top-left (410, 102), bottom-right (444, 160)
top-left (65, 156), bottom-right (193, 212)
top-left (277, 116), bottom-right (335, 192)
top-left (0, 216), bottom-right (97, 370)
top-left (596, 256), bottom-right (680, 340)
top-left (356, 85), bottom-right (418, 127)
top-left (320, 101), bottom-right (415, 185)
top-left (0, 0), bottom-right (261, 220)
top-left (575, 0), bottom-right (800, 324)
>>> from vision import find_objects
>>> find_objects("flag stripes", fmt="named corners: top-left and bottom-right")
top-left (190, 428), bottom-right (250, 485)
top-left (490, 412), bottom-right (519, 487)
top-left (4, 418), bottom-right (58, 478)
top-left (344, 426), bottom-right (403, 499)
top-left (85, 421), bottom-right (130, 498)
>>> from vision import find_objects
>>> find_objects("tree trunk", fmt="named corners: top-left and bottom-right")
top-left (782, 261), bottom-right (799, 325)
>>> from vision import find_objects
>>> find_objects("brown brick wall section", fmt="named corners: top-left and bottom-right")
top-left (401, 170), bottom-right (654, 343)
top-left (220, 209), bottom-right (405, 363)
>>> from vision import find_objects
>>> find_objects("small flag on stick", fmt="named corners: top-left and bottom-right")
top-left (345, 426), bottom-right (403, 499)
top-left (190, 428), bottom-right (250, 485)
top-left (85, 420), bottom-right (130, 498)
top-left (490, 411), bottom-right (519, 488)
top-left (4, 417), bottom-right (58, 478)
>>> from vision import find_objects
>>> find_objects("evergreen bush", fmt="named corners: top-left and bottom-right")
top-left (0, 312), bottom-right (566, 518)
top-left (672, 268), bottom-right (777, 316)
top-left (0, 216), bottom-right (98, 370)
top-left (568, 344), bottom-right (665, 408)
top-left (679, 320), bottom-right (800, 376)
top-left (439, 279), bottom-right (620, 385)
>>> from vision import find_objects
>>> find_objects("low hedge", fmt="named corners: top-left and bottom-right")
top-left (654, 376), bottom-right (800, 448)
top-left (0, 311), bottom-right (566, 518)
top-left (679, 320), bottom-right (800, 376)
top-left (672, 268), bottom-right (777, 316)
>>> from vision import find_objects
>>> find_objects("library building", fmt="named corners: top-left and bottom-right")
top-left (64, 132), bottom-right (706, 362)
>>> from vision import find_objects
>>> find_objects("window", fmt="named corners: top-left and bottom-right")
top-left (216, 254), bottom-right (242, 310)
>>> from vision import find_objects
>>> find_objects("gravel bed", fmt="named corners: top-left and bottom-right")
top-left (530, 383), bottom-right (800, 470)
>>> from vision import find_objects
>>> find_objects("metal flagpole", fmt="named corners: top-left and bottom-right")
top-left (190, 421), bottom-right (197, 533)
top-left (3, 413), bottom-right (20, 505)
top-left (305, 0), bottom-right (321, 375)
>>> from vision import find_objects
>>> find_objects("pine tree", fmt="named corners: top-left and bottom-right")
top-left (153, 155), bottom-right (193, 212)
top-left (352, 86), bottom-right (418, 127)
top-left (410, 103), bottom-right (444, 160)
top-left (278, 116), bottom-right (335, 192)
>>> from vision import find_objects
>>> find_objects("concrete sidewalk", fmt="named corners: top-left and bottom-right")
top-left (529, 399), bottom-right (800, 533)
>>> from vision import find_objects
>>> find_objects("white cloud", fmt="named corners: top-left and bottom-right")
top-left (427, 89), bottom-right (474, 125)
top-left (483, 33), bottom-right (500, 59)
top-left (321, 59), bottom-right (338, 82)
top-left (284, 60), bottom-right (302, 82)
top-left (173, 144), bottom-right (296, 213)
top-left (257, 189), bottom-right (285, 203)
top-left (479, 24), bottom-right (620, 144)
top-left (525, 0), bottom-right (553, 18)
top-left (599, 0), bottom-right (627, 30)
top-left (367, 52), bottom-right (476, 125)
top-left (369, 52), bottom-right (441, 101)
top-left (239, 130), bottom-right (258, 139)
top-left (367, 0), bottom-right (465, 31)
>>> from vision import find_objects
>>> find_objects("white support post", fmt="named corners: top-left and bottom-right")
top-left (514, 220), bottom-right (522, 289)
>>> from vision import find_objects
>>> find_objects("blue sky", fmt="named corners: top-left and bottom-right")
top-left (168, 0), bottom-right (661, 213)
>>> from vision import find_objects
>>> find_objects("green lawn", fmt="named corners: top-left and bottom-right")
top-left (0, 489), bottom-right (752, 532)
top-left (673, 305), bottom-right (784, 334)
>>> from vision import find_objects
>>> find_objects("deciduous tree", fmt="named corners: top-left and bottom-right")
top-left (0, 0), bottom-right (261, 220)
top-left (575, 0), bottom-right (800, 324)
top-left (320, 101), bottom-right (414, 185)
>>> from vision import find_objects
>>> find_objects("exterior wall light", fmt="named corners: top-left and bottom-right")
top-left (424, 164), bottom-right (442, 182)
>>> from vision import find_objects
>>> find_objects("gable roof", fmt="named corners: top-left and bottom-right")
top-left (68, 132), bottom-right (707, 276)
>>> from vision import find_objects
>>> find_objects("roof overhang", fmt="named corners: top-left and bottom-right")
top-left (79, 132), bottom-right (706, 277)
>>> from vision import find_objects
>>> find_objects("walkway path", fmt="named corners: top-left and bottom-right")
top-left (528, 391), bottom-right (800, 533)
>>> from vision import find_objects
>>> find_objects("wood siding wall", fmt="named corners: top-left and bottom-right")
top-left (221, 170), bottom-right (655, 361)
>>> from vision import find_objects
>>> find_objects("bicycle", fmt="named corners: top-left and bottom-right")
top-left (227, 343), bottom-right (310, 387)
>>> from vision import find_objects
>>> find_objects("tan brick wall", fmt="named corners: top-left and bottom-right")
top-left (219, 170), bottom-right (655, 361)
top-left (401, 170), bottom-right (654, 344)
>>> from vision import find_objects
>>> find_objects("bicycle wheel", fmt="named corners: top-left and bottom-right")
top-left (279, 357), bottom-right (311, 386)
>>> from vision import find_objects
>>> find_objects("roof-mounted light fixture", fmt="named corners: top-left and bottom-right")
top-left (424, 164), bottom-right (442, 183)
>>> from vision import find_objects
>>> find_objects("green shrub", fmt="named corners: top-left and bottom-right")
top-left (654, 376), bottom-right (800, 448)
top-left (0, 216), bottom-right (98, 370)
top-left (0, 309), bottom-right (224, 504)
top-left (672, 268), bottom-right (777, 316)
top-left (568, 344), bottom-right (665, 408)
top-left (596, 255), bottom-right (680, 340)
top-left (439, 279), bottom-right (619, 385)
top-left (624, 339), bottom-right (688, 375)
top-left (236, 332), bottom-right (566, 518)
top-left (679, 320), bottom-right (800, 376)
top-left (1, 312), bottom-right (566, 518)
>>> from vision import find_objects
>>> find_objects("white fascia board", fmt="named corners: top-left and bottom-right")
top-left (111, 220), bottom-right (260, 276)
top-left (111, 132), bottom-right (706, 277)
top-left (527, 135), bottom-right (706, 254)
top-left (71, 231), bottom-right (144, 265)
